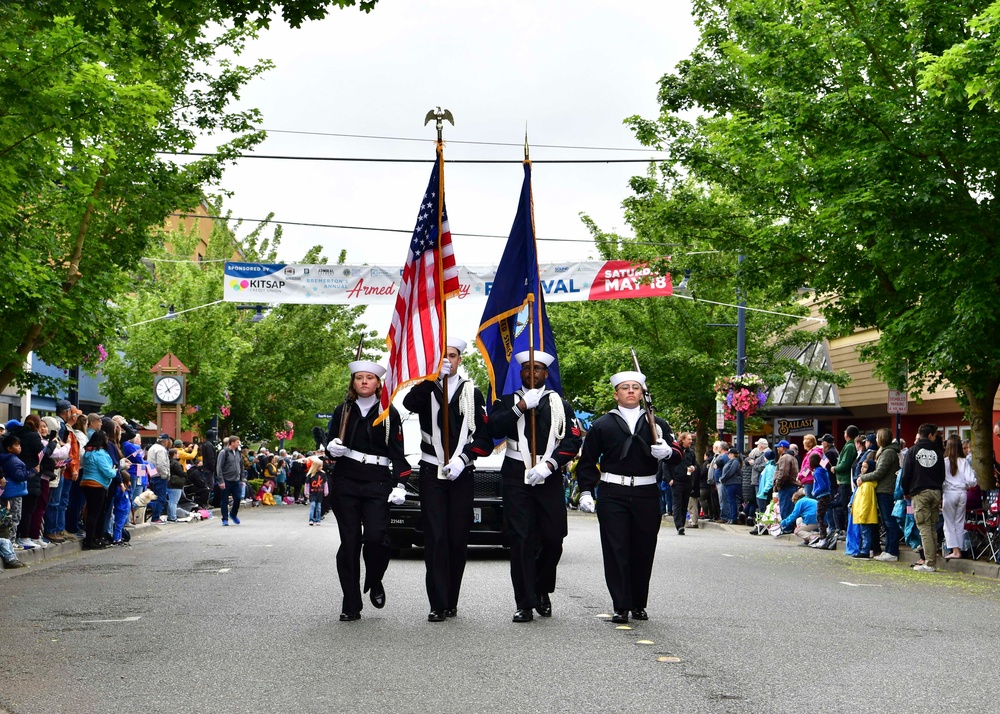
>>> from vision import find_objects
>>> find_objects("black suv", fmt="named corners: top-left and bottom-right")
top-left (388, 413), bottom-right (508, 552)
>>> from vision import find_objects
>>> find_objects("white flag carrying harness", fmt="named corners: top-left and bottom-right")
top-left (514, 389), bottom-right (567, 470)
top-left (427, 377), bottom-right (476, 478)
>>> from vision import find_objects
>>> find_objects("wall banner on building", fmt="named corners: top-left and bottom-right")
top-left (223, 260), bottom-right (672, 306)
top-left (773, 418), bottom-right (818, 437)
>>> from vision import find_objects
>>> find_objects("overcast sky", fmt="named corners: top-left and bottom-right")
top-left (207, 0), bottom-right (699, 341)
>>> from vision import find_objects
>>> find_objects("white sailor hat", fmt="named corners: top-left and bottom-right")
top-left (348, 360), bottom-right (386, 379)
top-left (514, 350), bottom-right (555, 367)
top-left (610, 371), bottom-right (646, 389)
top-left (447, 337), bottom-right (467, 352)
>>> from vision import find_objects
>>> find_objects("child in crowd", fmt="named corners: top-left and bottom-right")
top-left (809, 452), bottom-right (832, 544)
top-left (112, 476), bottom-right (132, 547)
top-left (304, 458), bottom-right (327, 525)
top-left (0, 434), bottom-right (32, 549)
top-left (0, 500), bottom-right (27, 568)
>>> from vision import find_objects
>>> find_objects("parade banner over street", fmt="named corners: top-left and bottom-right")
top-left (224, 260), bottom-right (672, 305)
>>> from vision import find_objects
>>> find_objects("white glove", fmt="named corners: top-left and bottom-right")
top-left (388, 483), bottom-right (407, 505)
top-left (651, 439), bottom-right (672, 460)
top-left (521, 388), bottom-right (543, 410)
top-left (443, 455), bottom-right (466, 480)
top-left (439, 359), bottom-right (452, 377)
top-left (525, 462), bottom-right (552, 486)
top-left (326, 438), bottom-right (346, 458)
top-left (579, 492), bottom-right (596, 513)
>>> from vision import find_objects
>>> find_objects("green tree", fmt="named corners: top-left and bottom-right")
top-left (0, 5), bottom-right (270, 394)
top-left (548, 182), bottom-right (827, 459)
top-left (627, 0), bottom-right (1000, 486)
top-left (100, 215), bottom-right (371, 442)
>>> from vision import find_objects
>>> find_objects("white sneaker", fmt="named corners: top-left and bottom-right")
top-left (19, 538), bottom-right (40, 549)
top-left (913, 563), bottom-right (936, 572)
top-left (874, 552), bottom-right (898, 562)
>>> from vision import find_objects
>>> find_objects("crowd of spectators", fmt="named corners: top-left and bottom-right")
top-left (1, 400), bottom-right (335, 568)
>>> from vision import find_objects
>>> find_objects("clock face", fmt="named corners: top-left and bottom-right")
top-left (155, 376), bottom-right (183, 404)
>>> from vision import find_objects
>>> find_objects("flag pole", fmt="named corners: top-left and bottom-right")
top-left (438, 139), bottom-right (450, 460)
top-left (425, 107), bottom-right (454, 470)
top-left (524, 133), bottom-right (537, 464)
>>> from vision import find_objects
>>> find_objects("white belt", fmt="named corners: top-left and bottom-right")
top-left (601, 472), bottom-right (657, 487)
top-left (505, 439), bottom-right (520, 453)
top-left (343, 448), bottom-right (390, 467)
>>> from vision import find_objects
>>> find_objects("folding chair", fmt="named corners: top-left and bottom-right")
top-left (965, 489), bottom-right (1000, 562)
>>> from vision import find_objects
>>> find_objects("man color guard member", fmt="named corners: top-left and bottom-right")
top-left (402, 338), bottom-right (492, 622)
top-left (488, 350), bottom-right (582, 623)
top-left (576, 370), bottom-right (680, 624)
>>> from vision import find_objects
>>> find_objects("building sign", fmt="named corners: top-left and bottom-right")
top-left (716, 400), bottom-right (725, 430)
top-left (887, 390), bottom-right (908, 415)
top-left (773, 418), bottom-right (818, 437)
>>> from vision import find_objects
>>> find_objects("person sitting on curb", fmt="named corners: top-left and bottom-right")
top-left (779, 489), bottom-right (818, 544)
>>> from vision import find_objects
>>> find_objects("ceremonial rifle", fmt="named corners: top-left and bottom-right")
top-left (630, 346), bottom-right (659, 443)
top-left (338, 336), bottom-right (365, 442)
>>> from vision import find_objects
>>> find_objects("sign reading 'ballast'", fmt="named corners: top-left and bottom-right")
top-left (224, 260), bottom-right (672, 305)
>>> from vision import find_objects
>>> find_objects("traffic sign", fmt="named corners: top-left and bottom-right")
top-left (316, 413), bottom-right (334, 420)
top-left (887, 390), bottom-right (908, 414)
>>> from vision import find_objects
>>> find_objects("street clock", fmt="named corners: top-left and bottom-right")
top-left (154, 375), bottom-right (185, 404)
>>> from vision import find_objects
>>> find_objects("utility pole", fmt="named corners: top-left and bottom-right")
top-left (736, 254), bottom-right (747, 452)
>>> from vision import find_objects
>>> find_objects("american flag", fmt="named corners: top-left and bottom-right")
top-left (376, 148), bottom-right (460, 424)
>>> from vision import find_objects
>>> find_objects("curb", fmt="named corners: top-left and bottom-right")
top-left (698, 519), bottom-right (1000, 580)
top-left (3, 506), bottom-right (227, 571)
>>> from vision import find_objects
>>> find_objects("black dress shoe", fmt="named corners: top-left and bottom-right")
top-left (444, 608), bottom-right (457, 618)
top-left (370, 583), bottom-right (386, 609)
top-left (610, 610), bottom-right (629, 624)
top-left (535, 592), bottom-right (552, 618)
top-left (512, 609), bottom-right (534, 623)
top-left (339, 612), bottom-right (360, 622)
top-left (428, 610), bottom-right (446, 622)
top-left (677, 528), bottom-right (685, 535)
top-left (631, 608), bottom-right (648, 620)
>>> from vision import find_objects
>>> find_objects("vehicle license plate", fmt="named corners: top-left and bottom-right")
top-left (473, 508), bottom-right (482, 524)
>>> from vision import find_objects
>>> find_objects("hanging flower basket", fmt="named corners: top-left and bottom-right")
top-left (714, 373), bottom-right (768, 421)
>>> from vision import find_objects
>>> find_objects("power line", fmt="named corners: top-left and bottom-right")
top-left (161, 151), bottom-right (662, 164)
top-left (166, 212), bottom-right (681, 247)
top-left (261, 128), bottom-right (660, 153)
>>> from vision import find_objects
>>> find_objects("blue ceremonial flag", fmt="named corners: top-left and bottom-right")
top-left (475, 161), bottom-right (561, 405)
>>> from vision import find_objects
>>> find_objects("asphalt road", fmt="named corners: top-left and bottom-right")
top-left (2, 506), bottom-right (999, 713)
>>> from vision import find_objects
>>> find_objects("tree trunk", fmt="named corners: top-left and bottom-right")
top-left (961, 380), bottom-right (1000, 491)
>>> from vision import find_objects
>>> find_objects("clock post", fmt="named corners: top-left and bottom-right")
top-left (150, 353), bottom-right (190, 441)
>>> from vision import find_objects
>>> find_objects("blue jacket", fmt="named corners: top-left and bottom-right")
top-left (780, 496), bottom-right (818, 531)
top-left (811, 465), bottom-right (831, 498)
top-left (0, 452), bottom-right (30, 498)
top-left (757, 461), bottom-right (776, 500)
top-left (81, 448), bottom-right (116, 488)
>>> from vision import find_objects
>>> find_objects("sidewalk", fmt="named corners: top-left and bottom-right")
top-left (3, 506), bottom-right (227, 571)
top-left (699, 518), bottom-right (1000, 580)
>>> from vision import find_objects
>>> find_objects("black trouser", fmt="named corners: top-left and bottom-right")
top-left (596, 481), bottom-right (661, 612)
top-left (502, 468), bottom-right (567, 610)
top-left (834, 482), bottom-right (852, 531)
top-left (331, 476), bottom-right (392, 615)
top-left (701, 484), bottom-right (720, 520)
top-left (16, 492), bottom-right (38, 539)
top-left (419, 463), bottom-right (474, 611)
top-left (670, 480), bottom-right (693, 531)
top-left (81, 484), bottom-right (108, 545)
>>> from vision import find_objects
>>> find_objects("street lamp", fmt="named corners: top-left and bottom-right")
top-left (236, 304), bottom-right (268, 323)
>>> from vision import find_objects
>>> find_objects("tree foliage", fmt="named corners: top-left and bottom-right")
top-left (548, 181), bottom-right (827, 457)
top-left (627, 0), bottom-right (1000, 485)
top-left (99, 213), bottom-right (372, 444)
top-left (0, 4), bottom-right (271, 393)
